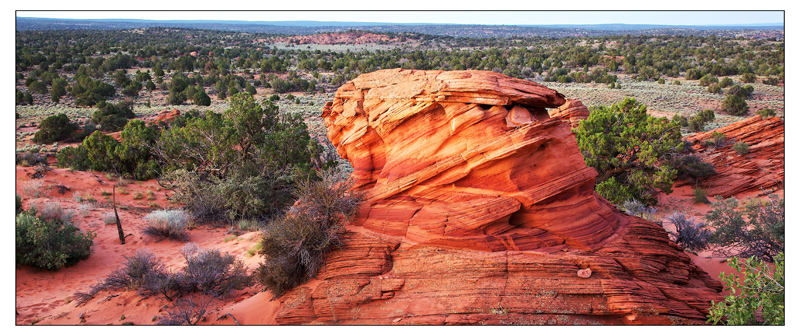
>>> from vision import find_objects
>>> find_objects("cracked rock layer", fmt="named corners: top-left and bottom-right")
top-left (272, 69), bottom-right (722, 325)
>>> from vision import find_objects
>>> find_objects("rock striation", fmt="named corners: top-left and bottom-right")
top-left (549, 99), bottom-right (590, 128)
top-left (271, 69), bottom-right (722, 325)
top-left (685, 116), bottom-right (784, 198)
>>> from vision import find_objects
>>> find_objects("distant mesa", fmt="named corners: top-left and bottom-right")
top-left (268, 69), bottom-right (722, 325)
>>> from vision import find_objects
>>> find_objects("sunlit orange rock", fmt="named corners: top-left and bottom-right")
top-left (271, 69), bottom-right (723, 325)
top-left (549, 99), bottom-right (590, 128)
top-left (153, 109), bottom-right (181, 124)
top-left (685, 115), bottom-right (784, 197)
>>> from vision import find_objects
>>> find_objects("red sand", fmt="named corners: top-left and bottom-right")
top-left (15, 166), bottom-right (264, 325)
top-left (15, 164), bottom-right (764, 325)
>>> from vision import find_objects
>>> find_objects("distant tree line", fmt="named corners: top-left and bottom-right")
top-left (15, 28), bottom-right (784, 108)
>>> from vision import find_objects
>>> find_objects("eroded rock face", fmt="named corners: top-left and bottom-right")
top-left (273, 69), bottom-right (722, 325)
top-left (685, 116), bottom-right (784, 197)
top-left (549, 99), bottom-right (590, 128)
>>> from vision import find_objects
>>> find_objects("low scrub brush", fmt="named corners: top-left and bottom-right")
top-left (255, 169), bottom-right (363, 297)
top-left (143, 210), bottom-right (190, 241)
top-left (664, 212), bottom-right (710, 253)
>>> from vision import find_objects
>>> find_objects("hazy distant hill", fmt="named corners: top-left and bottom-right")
top-left (15, 17), bottom-right (784, 39)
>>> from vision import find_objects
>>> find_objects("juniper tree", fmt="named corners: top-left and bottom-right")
top-left (576, 97), bottom-right (683, 205)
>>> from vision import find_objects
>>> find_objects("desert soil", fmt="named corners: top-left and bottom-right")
top-left (15, 163), bottom-right (761, 325)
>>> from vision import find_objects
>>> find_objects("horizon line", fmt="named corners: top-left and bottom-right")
top-left (15, 17), bottom-right (785, 27)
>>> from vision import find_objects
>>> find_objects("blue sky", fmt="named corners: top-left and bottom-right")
top-left (17, 10), bottom-right (784, 26)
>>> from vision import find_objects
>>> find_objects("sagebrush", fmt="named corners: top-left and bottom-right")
top-left (142, 209), bottom-right (191, 241)
top-left (75, 245), bottom-right (252, 306)
top-left (255, 169), bottom-right (363, 297)
top-left (706, 193), bottom-right (784, 261)
top-left (664, 212), bottom-right (710, 252)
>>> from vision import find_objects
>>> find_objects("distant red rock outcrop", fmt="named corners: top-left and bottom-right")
top-left (269, 69), bottom-right (722, 325)
top-left (152, 109), bottom-right (181, 124)
top-left (685, 115), bottom-right (784, 198)
top-left (272, 32), bottom-right (400, 45)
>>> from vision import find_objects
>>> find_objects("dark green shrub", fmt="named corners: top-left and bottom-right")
top-left (721, 94), bottom-right (749, 116)
top-left (707, 253), bottom-right (784, 325)
top-left (92, 101), bottom-right (135, 131)
top-left (706, 194), bottom-right (784, 261)
top-left (156, 93), bottom-right (321, 222)
top-left (710, 132), bottom-right (728, 147)
top-left (756, 109), bottom-right (776, 118)
top-left (191, 91), bottom-right (211, 106)
top-left (664, 212), bottom-right (710, 252)
top-left (16, 210), bottom-right (95, 271)
top-left (726, 85), bottom-right (754, 99)
top-left (707, 84), bottom-right (721, 94)
top-left (672, 114), bottom-right (688, 127)
top-left (685, 69), bottom-right (701, 80)
top-left (115, 120), bottom-right (160, 180)
top-left (122, 81), bottom-right (142, 97)
top-left (740, 72), bottom-right (756, 83)
top-left (57, 121), bottom-right (160, 180)
top-left (71, 124), bottom-right (98, 143)
top-left (33, 113), bottom-right (78, 144)
top-left (28, 80), bottom-right (48, 94)
top-left (72, 72), bottom-right (116, 106)
top-left (16, 151), bottom-right (48, 167)
top-left (698, 74), bottom-right (718, 87)
top-left (16, 89), bottom-right (25, 105)
top-left (82, 131), bottom-right (123, 172)
top-left (576, 98), bottom-right (683, 205)
top-left (762, 77), bottom-right (780, 86)
top-left (688, 116), bottom-right (706, 132)
top-left (718, 77), bottom-right (734, 88)
top-left (668, 154), bottom-right (716, 182)
top-left (167, 90), bottom-right (185, 106)
top-left (56, 145), bottom-right (90, 170)
top-left (732, 141), bottom-right (750, 156)
top-left (698, 109), bottom-right (715, 122)
top-left (16, 194), bottom-right (22, 214)
top-left (255, 170), bottom-right (363, 297)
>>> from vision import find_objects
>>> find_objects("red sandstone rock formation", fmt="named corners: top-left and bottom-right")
top-left (685, 116), bottom-right (784, 198)
top-left (272, 69), bottom-right (722, 325)
top-left (549, 99), bottom-right (590, 128)
top-left (152, 109), bottom-right (181, 124)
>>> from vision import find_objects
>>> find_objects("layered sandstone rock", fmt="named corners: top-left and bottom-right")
top-left (272, 69), bottom-right (722, 325)
top-left (685, 116), bottom-right (784, 197)
top-left (549, 99), bottom-right (590, 128)
top-left (151, 109), bottom-right (181, 124)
